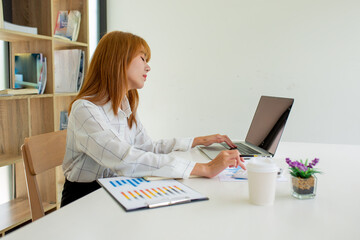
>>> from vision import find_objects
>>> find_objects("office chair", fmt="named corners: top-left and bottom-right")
top-left (21, 130), bottom-right (67, 221)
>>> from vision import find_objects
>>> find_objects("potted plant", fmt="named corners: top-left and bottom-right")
top-left (285, 158), bottom-right (321, 199)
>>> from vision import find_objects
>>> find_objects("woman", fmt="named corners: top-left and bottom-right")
top-left (61, 31), bottom-right (245, 207)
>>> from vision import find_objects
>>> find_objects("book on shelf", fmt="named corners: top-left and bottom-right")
top-left (77, 50), bottom-right (85, 91)
top-left (14, 53), bottom-right (47, 94)
top-left (54, 10), bottom-right (81, 41)
top-left (60, 111), bottom-right (69, 130)
top-left (54, 49), bottom-right (85, 93)
top-left (0, 88), bottom-right (38, 96)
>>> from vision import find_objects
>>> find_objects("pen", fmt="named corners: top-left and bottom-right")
top-left (240, 154), bottom-right (258, 158)
top-left (229, 148), bottom-right (258, 158)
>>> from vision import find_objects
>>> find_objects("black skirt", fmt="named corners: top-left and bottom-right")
top-left (60, 179), bottom-right (101, 207)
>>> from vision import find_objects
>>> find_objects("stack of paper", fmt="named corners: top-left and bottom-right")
top-left (3, 21), bottom-right (38, 34)
top-left (54, 49), bottom-right (85, 93)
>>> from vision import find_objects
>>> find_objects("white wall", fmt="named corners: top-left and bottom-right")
top-left (107, 0), bottom-right (360, 145)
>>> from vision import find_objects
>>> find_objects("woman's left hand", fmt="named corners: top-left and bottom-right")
top-left (191, 134), bottom-right (237, 149)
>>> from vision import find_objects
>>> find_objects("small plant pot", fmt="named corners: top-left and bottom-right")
top-left (291, 175), bottom-right (317, 199)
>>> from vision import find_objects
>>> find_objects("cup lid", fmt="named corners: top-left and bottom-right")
top-left (246, 157), bottom-right (278, 173)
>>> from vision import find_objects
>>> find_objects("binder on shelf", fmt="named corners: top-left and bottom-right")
top-left (54, 49), bottom-right (85, 93)
top-left (97, 177), bottom-right (209, 212)
top-left (14, 53), bottom-right (47, 94)
top-left (54, 10), bottom-right (81, 41)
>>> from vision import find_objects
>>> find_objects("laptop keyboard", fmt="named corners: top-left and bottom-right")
top-left (235, 144), bottom-right (261, 154)
top-left (221, 143), bottom-right (261, 154)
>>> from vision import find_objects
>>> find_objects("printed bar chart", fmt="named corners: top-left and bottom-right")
top-left (97, 177), bottom-right (208, 211)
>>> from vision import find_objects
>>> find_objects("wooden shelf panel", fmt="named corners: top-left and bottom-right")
top-left (0, 29), bottom-right (52, 42)
top-left (0, 94), bottom-right (53, 101)
top-left (0, 155), bottom-right (22, 167)
top-left (0, 155), bottom-right (21, 168)
top-left (54, 93), bottom-right (78, 97)
top-left (0, 198), bottom-right (56, 234)
top-left (53, 38), bottom-right (88, 49)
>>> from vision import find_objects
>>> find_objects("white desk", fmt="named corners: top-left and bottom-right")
top-left (4, 142), bottom-right (360, 240)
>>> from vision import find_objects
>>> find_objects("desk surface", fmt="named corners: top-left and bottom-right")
top-left (4, 142), bottom-right (360, 240)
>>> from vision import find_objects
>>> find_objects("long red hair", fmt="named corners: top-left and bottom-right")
top-left (69, 31), bottom-right (151, 128)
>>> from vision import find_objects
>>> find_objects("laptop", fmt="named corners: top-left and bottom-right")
top-left (198, 96), bottom-right (294, 159)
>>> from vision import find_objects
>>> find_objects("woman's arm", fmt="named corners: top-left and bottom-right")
top-left (133, 117), bottom-right (193, 154)
top-left (190, 149), bottom-right (246, 178)
top-left (191, 134), bottom-right (237, 149)
top-left (66, 100), bottom-right (195, 179)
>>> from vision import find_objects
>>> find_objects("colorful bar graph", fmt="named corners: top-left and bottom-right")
top-left (169, 186), bottom-right (180, 194)
top-left (134, 190), bottom-right (145, 199)
top-left (132, 179), bottom-right (139, 185)
top-left (140, 190), bottom-right (151, 199)
top-left (128, 191), bottom-right (137, 199)
top-left (174, 185), bottom-right (186, 193)
top-left (157, 187), bottom-right (168, 195)
top-left (146, 189), bottom-right (157, 197)
top-left (121, 192), bottom-right (131, 200)
top-left (163, 187), bottom-right (175, 195)
top-left (151, 188), bottom-right (163, 196)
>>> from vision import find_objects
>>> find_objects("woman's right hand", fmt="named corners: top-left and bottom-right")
top-left (191, 150), bottom-right (246, 178)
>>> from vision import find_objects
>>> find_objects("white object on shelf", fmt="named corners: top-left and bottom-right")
top-left (3, 21), bottom-right (38, 35)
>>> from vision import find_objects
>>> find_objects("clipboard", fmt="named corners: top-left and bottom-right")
top-left (97, 177), bottom-right (208, 211)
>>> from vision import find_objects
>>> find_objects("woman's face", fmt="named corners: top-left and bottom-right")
top-left (127, 51), bottom-right (151, 89)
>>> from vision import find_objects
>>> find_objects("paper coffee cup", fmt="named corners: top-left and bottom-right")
top-left (247, 158), bottom-right (278, 206)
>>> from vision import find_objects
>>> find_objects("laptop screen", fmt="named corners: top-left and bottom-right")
top-left (245, 96), bottom-right (294, 155)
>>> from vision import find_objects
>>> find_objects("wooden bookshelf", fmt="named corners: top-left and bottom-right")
top-left (0, 0), bottom-right (89, 236)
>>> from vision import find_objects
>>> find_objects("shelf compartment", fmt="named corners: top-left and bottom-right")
top-left (0, 98), bottom-right (30, 157)
top-left (54, 95), bottom-right (76, 130)
top-left (0, 198), bottom-right (56, 235)
top-left (29, 97), bottom-right (54, 136)
top-left (10, 40), bottom-right (54, 94)
top-left (52, 0), bottom-right (88, 44)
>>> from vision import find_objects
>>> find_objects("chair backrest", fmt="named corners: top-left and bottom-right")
top-left (21, 130), bottom-right (67, 221)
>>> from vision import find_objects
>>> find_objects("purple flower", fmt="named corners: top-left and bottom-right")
top-left (285, 157), bottom-right (308, 172)
top-left (298, 164), bottom-right (308, 172)
top-left (308, 158), bottom-right (319, 168)
top-left (312, 158), bottom-right (319, 166)
top-left (286, 158), bottom-right (296, 168)
top-left (285, 157), bottom-right (321, 178)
